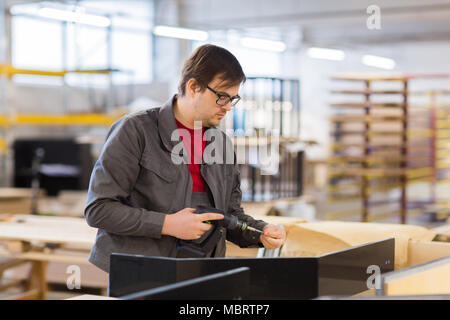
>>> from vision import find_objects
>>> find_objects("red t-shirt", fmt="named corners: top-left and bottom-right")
top-left (175, 119), bottom-right (207, 192)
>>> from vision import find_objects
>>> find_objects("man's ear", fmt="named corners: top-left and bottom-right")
top-left (186, 78), bottom-right (202, 98)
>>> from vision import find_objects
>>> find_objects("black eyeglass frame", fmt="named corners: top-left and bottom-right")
top-left (206, 85), bottom-right (241, 107)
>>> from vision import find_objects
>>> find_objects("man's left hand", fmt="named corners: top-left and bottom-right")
top-left (260, 224), bottom-right (286, 250)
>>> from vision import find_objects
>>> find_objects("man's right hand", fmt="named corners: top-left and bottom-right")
top-left (161, 208), bottom-right (224, 240)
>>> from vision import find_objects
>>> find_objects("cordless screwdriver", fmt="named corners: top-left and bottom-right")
top-left (176, 205), bottom-right (264, 257)
top-left (196, 205), bottom-right (264, 234)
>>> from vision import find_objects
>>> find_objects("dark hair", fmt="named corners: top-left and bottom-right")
top-left (178, 44), bottom-right (246, 96)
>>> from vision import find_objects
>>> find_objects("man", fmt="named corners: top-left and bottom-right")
top-left (85, 44), bottom-right (286, 273)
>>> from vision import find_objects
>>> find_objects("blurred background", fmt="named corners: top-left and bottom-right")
top-left (0, 0), bottom-right (450, 300)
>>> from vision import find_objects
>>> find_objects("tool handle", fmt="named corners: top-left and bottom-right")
top-left (195, 205), bottom-right (262, 233)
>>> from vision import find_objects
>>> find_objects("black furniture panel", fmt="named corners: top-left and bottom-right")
top-left (109, 255), bottom-right (318, 299)
top-left (109, 238), bottom-right (395, 299)
top-left (120, 267), bottom-right (250, 300)
top-left (318, 238), bottom-right (395, 296)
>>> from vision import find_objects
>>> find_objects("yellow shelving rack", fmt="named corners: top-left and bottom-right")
top-left (0, 64), bottom-right (125, 184)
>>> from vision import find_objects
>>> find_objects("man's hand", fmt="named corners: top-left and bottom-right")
top-left (259, 224), bottom-right (286, 250)
top-left (161, 208), bottom-right (224, 240)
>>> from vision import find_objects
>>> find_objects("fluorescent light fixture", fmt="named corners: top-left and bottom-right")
top-left (240, 37), bottom-right (286, 52)
top-left (10, 4), bottom-right (39, 16)
top-left (153, 25), bottom-right (208, 41)
top-left (37, 7), bottom-right (111, 27)
top-left (362, 54), bottom-right (396, 70)
top-left (307, 47), bottom-right (345, 61)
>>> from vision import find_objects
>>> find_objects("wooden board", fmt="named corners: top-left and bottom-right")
top-left (241, 196), bottom-right (315, 216)
top-left (37, 191), bottom-right (87, 217)
top-left (331, 102), bottom-right (406, 108)
top-left (407, 240), bottom-right (450, 267)
top-left (331, 73), bottom-right (450, 81)
top-left (330, 115), bottom-right (405, 123)
top-left (328, 155), bottom-right (431, 163)
top-left (66, 295), bottom-right (118, 300)
top-left (3, 257), bottom-right (108, 289)
top-left (0, 188), bottom-right (34, 199)
top-left (384, 258), bottom-right (450, 295)
top-left (431, 224), bottom-right (450, 237)
top-left (331, 90), bottom-right (407, 95)
top-left (330, 130), bottom-right (432, 139)
top-left (0, 214), bottom-right (96, 246)
top-left (0, 188), bottom-right (46, 214)
top-left (225, 215), bottom-right (306, 258)
top-left (225, 242), bottom-right (259, 258)
top-left (280, 221), bottom-right (437, 270)
top-left (328, 168), bottom-right (432, 178)
top-left (331, 74), bottom-right (407, 81)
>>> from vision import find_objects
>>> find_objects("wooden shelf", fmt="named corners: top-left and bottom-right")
top-left (330, 129), bottom-right (432, 139)
top-left (331, 74), bottom-right (407, 82)
top-left (232, 136), bottom-right (301, 146)
top-left (331, 102), bottom-right (406, 108)
top-left (331, 142), bottom-right (432, 150)
top-left (331, 89), bottom-right (408, 95)
top-left (328, 167), bottom-right (433, 177)
top-left (328, 74), bottom-right (444, 224)
top-left (332, 73), bottom-right (450, 82)
top-left (330, 115), bottom-right (405, 123)
top-left (328, 155), bottom-right (432, 163)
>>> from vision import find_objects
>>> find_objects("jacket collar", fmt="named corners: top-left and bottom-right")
top-left (158, 94), bottom-right (180, 152)
top-left (158, 94), bottom-right (218, 153)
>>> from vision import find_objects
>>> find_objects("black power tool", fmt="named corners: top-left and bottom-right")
top-left (176, 205), bottom-right (263, 257)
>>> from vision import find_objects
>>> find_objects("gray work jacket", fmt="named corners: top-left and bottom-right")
top-left (84, 95), bottom-right (268, 272)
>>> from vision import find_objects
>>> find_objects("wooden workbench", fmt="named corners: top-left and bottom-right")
top-left (0, 214), bottom-right (99, 300)
top-left (0, 188), bottom-right (41, 215)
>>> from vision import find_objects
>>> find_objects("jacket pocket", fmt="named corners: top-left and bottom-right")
top-left (139, 152), bottom-right (178, 183)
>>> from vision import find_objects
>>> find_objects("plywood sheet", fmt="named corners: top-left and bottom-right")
top-left (0, 214), bottom-right (96, 246)
top-left (0, 188), bottom-right (34, 199)
top-left (225, 215), bottom-right (306, 258)
top-left (225, 242), bottom-right (259, 257)
top-left (407, 240), bottom-right (450, 267)
top-left (281, 221), bottom-right (437, 269)
top-left (66, 295), bottom-right (118, 300)
top-left (250, 215), bottom-right (306, 227)
top-left (385, 264), bottom-right (450, 295)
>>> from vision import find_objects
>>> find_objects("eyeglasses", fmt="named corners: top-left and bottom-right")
top-left (206, 85), bottom-right (241, 107)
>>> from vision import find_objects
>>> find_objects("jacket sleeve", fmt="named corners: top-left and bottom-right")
top-left (226, 153), bottom-right (269, 248)
top-left (84, 115), bottom-right (166, 238)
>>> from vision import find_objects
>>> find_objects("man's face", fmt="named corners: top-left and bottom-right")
top-left (192, 76), bottom-right (240, 128)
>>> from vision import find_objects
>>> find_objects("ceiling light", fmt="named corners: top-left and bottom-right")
top-left (240, 37), bottom-right (286, 53)
top-left (153, 25), bottom-right (208, 41)
top-left (37, 7), bottom-right (111, 27)
top-left (307, 47), bottom-right (345, 61)
top-left (362, 54), bottom-right (396, 70)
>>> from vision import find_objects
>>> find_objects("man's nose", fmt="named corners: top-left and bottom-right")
top-left (221, 103), bottom-right (232, 112)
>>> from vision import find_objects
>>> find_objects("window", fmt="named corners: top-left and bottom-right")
top-left (11, 5), bottom-right (152, 87)
top-left (111, 29), bottom-right (151, 85)
top-left (12, 16), bottom-right (63, 85)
